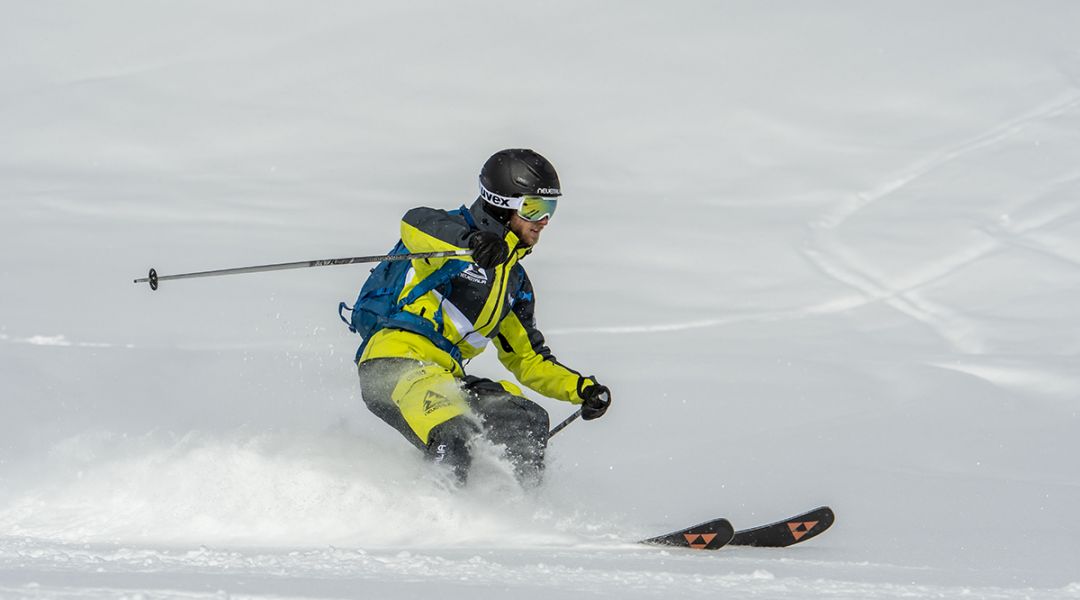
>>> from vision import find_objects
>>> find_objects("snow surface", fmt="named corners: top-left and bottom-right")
top-left (2, 2), bottom-right (1080, 598)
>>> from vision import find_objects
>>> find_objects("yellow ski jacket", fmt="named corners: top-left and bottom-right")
top-left (358, 199), bottom-right (592, 405)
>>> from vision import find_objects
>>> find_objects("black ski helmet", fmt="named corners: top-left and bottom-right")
top-left (478, 149), bottom-right (561, 223)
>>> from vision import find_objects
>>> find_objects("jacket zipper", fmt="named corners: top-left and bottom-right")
top-left (472, 244), bottom-right (519, 335)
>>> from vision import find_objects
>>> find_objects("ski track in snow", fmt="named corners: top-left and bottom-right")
top-left (549, 92), bottom-right (1080, 406)
top-left (552, 92), bottom-right (1080, 355)
top-left (810, 92), bottom-right (1080, 232)
top-left (799, 92), bottom-right (1080, 355)
top-left (977, 172), bottom-right (1080, 270)
top-left (547, 297), bottom-right (866, 336)
top-left (552, 94), bottom-right (1080, 347)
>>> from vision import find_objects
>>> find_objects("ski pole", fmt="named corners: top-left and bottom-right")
top-left (133, 249), bottom-right (473, 291)
top-left (548, 408), bottom-right (582, 439)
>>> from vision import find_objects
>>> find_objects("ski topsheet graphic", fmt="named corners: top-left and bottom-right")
top-left (641, 506), bottom-right (834, 551)
top-left (640, 517), bottom-right (735, 550)
top-left (729, 506), bottom-right (835, 547)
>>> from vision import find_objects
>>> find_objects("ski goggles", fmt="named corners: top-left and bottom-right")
top-left (480, 182), bottom-right (559, 222)
top-left (516, 195), bottom-right (558, 222)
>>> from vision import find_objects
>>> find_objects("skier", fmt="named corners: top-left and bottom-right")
top-left (353, 149), bottom-right (612, 485)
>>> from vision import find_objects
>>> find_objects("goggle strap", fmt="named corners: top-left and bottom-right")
top-left (479, 182), bottom-right (523, 210)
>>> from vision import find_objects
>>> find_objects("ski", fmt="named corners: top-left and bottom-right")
top-left (640, 517), bottom-right (735, 550)
top-left (640, 506), bottom-right (834, 551)
top-left (730, 506), bottom-right (835, 547)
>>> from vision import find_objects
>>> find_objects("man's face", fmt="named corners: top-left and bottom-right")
top-left (509, 212), bottom-right (549, 247)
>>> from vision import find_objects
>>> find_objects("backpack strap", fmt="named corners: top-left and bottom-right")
top-left (398, 260), bottom-right (467, 308)
top-left (451, 204), bottom-right (477, 229)
top-left (355, 258), bottom-right (470, 367)
top-left (357, 310), bottom-right (466, 366)
top-left (338, 301), bottom-right (355, 332)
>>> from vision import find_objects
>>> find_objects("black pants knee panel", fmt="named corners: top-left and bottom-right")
top-left (426, 416), bottom-right (481, 483)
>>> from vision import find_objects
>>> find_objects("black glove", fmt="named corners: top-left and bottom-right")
top-left (468, 231), bottom-right (509, 269)
top-left (580, 383), bottom-right (611, 421)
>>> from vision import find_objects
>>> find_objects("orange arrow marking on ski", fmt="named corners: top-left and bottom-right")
top-left (787, 521), bottom-right (819, 541)
top-left (683, 532), bottom-right (718, 549)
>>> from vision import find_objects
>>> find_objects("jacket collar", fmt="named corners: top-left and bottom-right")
top-left (468, 198), bottom-right (532, 260)
top-left (468, 197), bottom-right (509, 235)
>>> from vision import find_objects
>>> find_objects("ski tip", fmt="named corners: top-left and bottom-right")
top-left (730, 505), bottom-right (836, 548)
top-left (640, 517), bottom-right (735, 551)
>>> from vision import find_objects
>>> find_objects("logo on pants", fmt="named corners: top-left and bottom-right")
top-left (423, 390), bottom-right (452, 414)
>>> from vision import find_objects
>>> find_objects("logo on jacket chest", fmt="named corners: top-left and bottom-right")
top-left (459, 264), bottom-right (490, 285)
